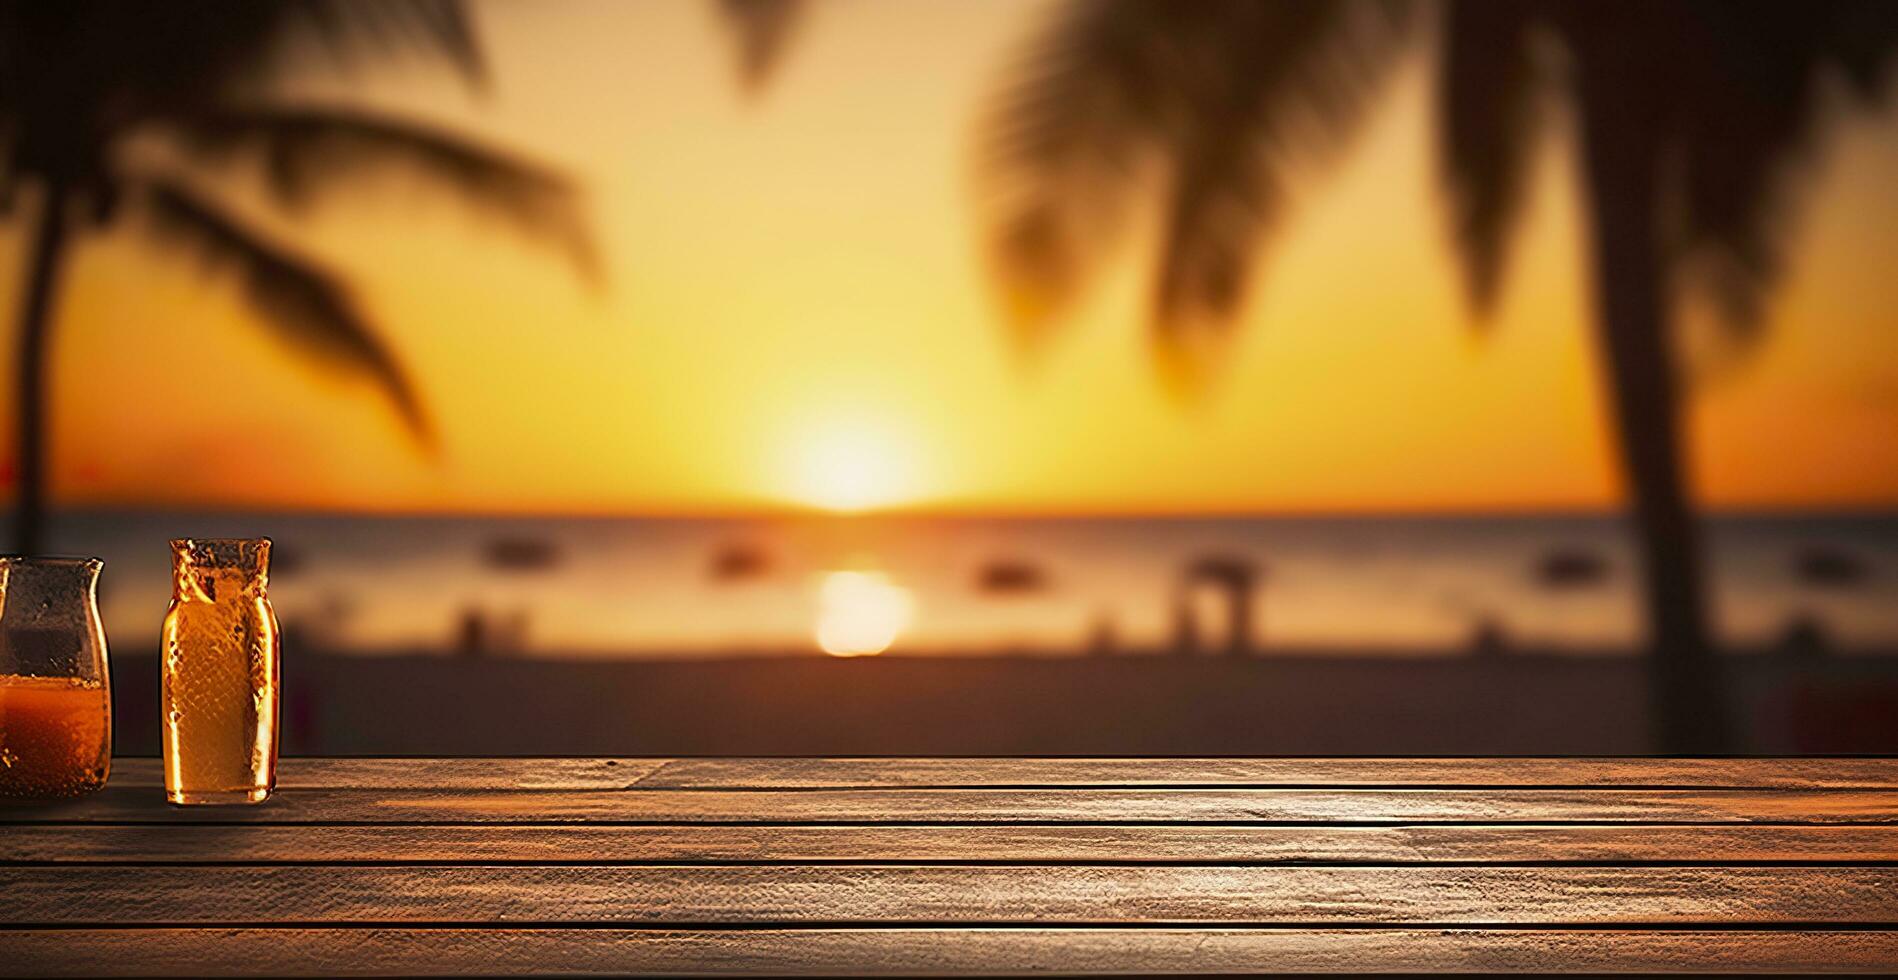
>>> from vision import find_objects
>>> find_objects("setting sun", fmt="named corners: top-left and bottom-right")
top-left (779, 413), bottom-right (927, 512)
top-left (814, 571), bottom-right (914, 657)
top-left (9, 1), bottom-right (1895, 516)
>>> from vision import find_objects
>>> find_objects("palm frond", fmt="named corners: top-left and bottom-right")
top-left (1155, 0), bottom-right (1416, 376)
top-left (1642, 0), bottom-right (1898, 341)
top-left (976, 1), bottom-right (1192, 348)
top-left (0, 2), bottom-right (494, 206)
top-left (716, 0), bottom-right (807, 93)
top-left (281, 0), bottom-right (486, 89)
top-left (1436, 1), bottom-right (1548, 321)
top-left (137, 177), bottom-right (432, 446)
top-left (176, 105), bottom-right (598, 283)
top-left (978, 0), bottom-right (1415, 371)
top-left (0, 154), bottom-right (18, 216)
top-left (1825, 0), bottom-right (1898, 98)
top-left (1148, 131), bottom-right (1281, 393)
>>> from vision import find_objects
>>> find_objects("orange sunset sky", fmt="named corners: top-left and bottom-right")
top-left (3, 0), bottom-right (1896, 517)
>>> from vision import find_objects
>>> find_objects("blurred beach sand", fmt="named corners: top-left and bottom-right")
top-left (108, 646), bottom-right (1898, 756)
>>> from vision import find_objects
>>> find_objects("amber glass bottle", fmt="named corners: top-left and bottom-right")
top-left (162, 538), bottom-right (280, 805)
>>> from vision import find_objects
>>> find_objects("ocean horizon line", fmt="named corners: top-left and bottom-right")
top-left (27, 503), bottom-right (1898, 524)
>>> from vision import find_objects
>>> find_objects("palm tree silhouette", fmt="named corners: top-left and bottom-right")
top-left (976, 0), bottom-right (1898, 752)
top-left (1, 0), bottom-right (593, 555)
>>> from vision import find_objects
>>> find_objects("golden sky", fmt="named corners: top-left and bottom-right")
top-left (4, 0), bottom-right (1897, 516)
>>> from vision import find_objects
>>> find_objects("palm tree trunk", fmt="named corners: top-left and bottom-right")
top-left (1576, 95), bottom-right (1731, 754)
top-left (11, 185), bottom-right (72, 556)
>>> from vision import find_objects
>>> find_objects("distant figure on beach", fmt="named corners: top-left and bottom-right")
top-left (1778, 614), bottom-right (1832, 659)
top-left (456, 607), bottom-right (529, 659)
top-left (1470, 616), bottom-right (1510, 658)
top-left (1172, 555), bottom-right (1262, 657)
top-left (1086, 611), bottom-right (1120, 657)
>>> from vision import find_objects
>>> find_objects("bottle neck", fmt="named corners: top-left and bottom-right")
top-left (169, 539), bottom-right (270, 603)
top-left (172, 568), bottom-right (268, 604)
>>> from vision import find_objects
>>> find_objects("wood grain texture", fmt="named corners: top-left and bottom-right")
top-left (7, 823), bottom-right (1897, 864)
top-left (6, 865), bottom-right (1895, 924)
top-left (632, 756), bottom-right (1898, 789)
top-left (101, 758), bottom-right (667, 790)
top-left (97, 756), bottom-right (1898, 789)
top-left (10, 758), bottom-right (1896, 976)
top-left (8, 786), bottom-right (1895, 824)
top-left (6, 927), bottom-right (1898, 977)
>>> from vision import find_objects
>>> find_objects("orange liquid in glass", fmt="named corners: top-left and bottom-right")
top-left (0, 673), bottom-right (111, 798)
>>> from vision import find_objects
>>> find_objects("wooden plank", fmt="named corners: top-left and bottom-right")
top-left (6, 928), bottom-right (1898, 977)
top-left (633, 756), bottom-right (1898, 789)
top-left (97, 756), bottom-right (1898, 790)
top-left (5, 866), bottom-right (1894, 924)
top-left (101, 758), bottom-right (667, 790)
top-left (7, 823), bottom-right (1898, 865)
top-left (7, 786), bottom-right (1895, 824)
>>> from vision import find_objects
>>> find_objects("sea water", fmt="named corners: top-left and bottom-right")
top-left (28, 510), bottom-right (1898, 658)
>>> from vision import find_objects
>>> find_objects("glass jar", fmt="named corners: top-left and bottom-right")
top-left (0, 556), bottom-right (112, 798)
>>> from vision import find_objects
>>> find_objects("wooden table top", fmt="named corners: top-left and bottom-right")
top-left (3, 757), bottom-right (1897, 976)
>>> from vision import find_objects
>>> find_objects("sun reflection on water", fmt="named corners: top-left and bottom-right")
top-left (815, 571), bottom-right (913, 656)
